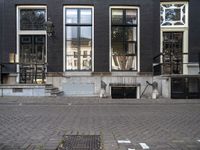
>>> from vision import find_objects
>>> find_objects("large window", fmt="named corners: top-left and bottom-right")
top-left (111, 7), bottom-right (139, 71)
top-left (64, 7), bottom-right (93, 71)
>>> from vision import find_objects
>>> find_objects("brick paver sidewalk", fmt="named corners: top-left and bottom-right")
top-left (0, 97), bottom-right (200, 150)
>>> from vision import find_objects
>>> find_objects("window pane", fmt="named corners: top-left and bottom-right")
top-left (66, 41), bottom-right (78, 55)
top-left (126, 9), bottom-right (137, 25)
top-left (126, 27), bottom-right (137, 41)
top-left (80, 56), bottom-right (92, 70)
top-left (66, 9), bottom-right (78, 24)
top-left (20, 9), bottom-right (45, 30)
top-left (112, 42), bottom-right (124, 55)
top-left (112, 56), bottom-right (136, 70)
top-left (165, 8), bottom-right (181, 21)
top-left (80, 9), bottom-right (92, 24)
top-left (112, 9), bottom-right (123, 24)
top-left (66, 56), bottom-right (78, 70)
top-left (80, 27), bottom-right (92, 40)
top-left (112, 27), bottom-right (123, 41)
top-left (80, 41), bottom-right (92, 55)
top-left (127, 42), bottom-right (136, 54)
top-left (66, 26), bottom-right (78, 40)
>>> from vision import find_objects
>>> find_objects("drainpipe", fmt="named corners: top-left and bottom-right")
top-left (199, 52), bottom-right (200, 74)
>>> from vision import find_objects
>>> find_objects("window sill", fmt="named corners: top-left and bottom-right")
top-left (63, 71), bottom-right (92, 77)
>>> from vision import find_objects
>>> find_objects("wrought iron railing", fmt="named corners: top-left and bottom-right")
top-left (0, 62), bottom-right (47, 84)
top-left (153, 53), bottom-right (189, 76)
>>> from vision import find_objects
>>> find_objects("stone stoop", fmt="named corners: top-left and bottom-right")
top-left (45, 84), bottom-right (64, 96)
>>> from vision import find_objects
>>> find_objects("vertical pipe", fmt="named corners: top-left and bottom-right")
top-left (199, 52), bottom-right (200, 74)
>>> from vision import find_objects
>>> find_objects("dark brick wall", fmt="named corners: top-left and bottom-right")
top-left (0, 0), bottom-right (3, 63)
top-left (2, 0), bottom-right (160, 72)
top-left (189, 0), bottom-right (200, 62)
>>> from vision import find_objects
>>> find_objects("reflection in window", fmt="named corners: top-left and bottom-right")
top-left (80, 9), bottom-right (92, 24)
top-left (160, 3), bottom-right (188, 26)
top-left (111, 8), bottom-right (138, 71)
top-left (20, 9), bottom-right (46, 30)
top-left (65, 8), bottom-right (93, 71)
top-left (66, 9), bottom-right (78, 24)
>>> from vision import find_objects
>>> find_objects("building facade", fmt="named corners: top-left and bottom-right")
top-left (0, 0), bottom-right (200, 98)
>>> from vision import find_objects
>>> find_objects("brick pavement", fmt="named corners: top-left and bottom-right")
top-left (0, 97), bottom-right (200, 150)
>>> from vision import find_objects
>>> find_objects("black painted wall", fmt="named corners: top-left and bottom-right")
top-left (0, 0), bottom-right (4, 63)
top-left (2, 0), bottom-right (184, 73)
top-left (189, 0), bottom-right (200, 62)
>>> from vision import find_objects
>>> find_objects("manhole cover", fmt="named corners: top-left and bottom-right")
top-left (57, 135), bottom-right (102, 150)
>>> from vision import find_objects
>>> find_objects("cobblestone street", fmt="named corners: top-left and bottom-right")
top-left (0, 97), bottom-right (200, 150)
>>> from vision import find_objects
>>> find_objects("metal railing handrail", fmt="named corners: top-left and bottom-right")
top-left (153, 52), bottom-right (190, 76)
top-left (0, 62), bottom-right (48, 84)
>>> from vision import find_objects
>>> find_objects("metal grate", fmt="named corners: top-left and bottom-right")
top-left (57, 135), bottom-right (102, 150)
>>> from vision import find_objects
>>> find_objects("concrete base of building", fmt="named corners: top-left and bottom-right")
top-left (1, 64), bottom-right (199, 98)
top-left (46, 72), bottom-right (155, 99)
top-left (0, 84), bottom-right (48, 96)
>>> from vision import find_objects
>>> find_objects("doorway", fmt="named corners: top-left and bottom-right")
top-left (19, 35), bottom-right (46, 83)
top-left (111, 86), bottom-right (137, 98)
top-left (162, 32), bottom-right (183, 74)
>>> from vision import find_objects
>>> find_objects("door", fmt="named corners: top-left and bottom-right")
top-left (19, 35), bottom-right (46, 83)
top-left (163, 32), bottom-right (183, 74)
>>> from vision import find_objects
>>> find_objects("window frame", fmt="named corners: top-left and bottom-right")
top-left (17, 5), bottom-right (47, 34)
top-left (160, 2), bottom-right (189, 28)
top-left (16, 5), bottom-right (47, 83)
top-left (109, 6), bottom-right (140, 72)
top-left (160, 2), bottom-right (189, 74)
top-left (63, 6), bottom-right (94, 72)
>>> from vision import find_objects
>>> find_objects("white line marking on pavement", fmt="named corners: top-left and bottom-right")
top-left (197, 139), bottom-right (200, 142)
top-left (139, 143), bottom-right (150, 149)
top-left (128, 148), bottom-right (135, 150)
top-left (117, 140), bottom-right (131, 144)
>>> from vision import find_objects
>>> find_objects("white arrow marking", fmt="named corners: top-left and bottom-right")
top-left (117, 140), bottom-right (131, 144)
top-left (139, 143), bottom-right (150, 149)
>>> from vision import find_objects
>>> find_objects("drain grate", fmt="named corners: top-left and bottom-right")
top-left (57, 135), bottom-right (102, 150)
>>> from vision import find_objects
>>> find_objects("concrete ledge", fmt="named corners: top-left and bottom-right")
top-left (0, 84), bottom-right (46, 89)
top-left (0, 84), bottom-right (46, 96)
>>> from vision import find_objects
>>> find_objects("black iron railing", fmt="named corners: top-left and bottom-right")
top-left (153, 53), bottom-right (189, 75)
top-left (0, 62), bottom-right (47, 84)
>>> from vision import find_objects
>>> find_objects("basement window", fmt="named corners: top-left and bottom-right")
top-left (13, 88), bottom-right (23, 93)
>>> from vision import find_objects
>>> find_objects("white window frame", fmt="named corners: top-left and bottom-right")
top-left (109, 6), bottom-right (140, 72)
top-left (160, 2), bottom-right (189, 74)
top-left (16, 5), bottom-right (47, 83)
top-left (160, 2), bottom-right (189, 28)
top-left (63, 6), bottom-right (94, 73)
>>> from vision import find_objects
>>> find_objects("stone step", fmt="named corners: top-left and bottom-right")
top-left (45, 84), bottom-right (53, 88)
top-left (45, 87), bottom-right (58, 93)
top-left (45, 84), bottom-right (64, 96)
top-left (51, 90), bottom-right (64, 96)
